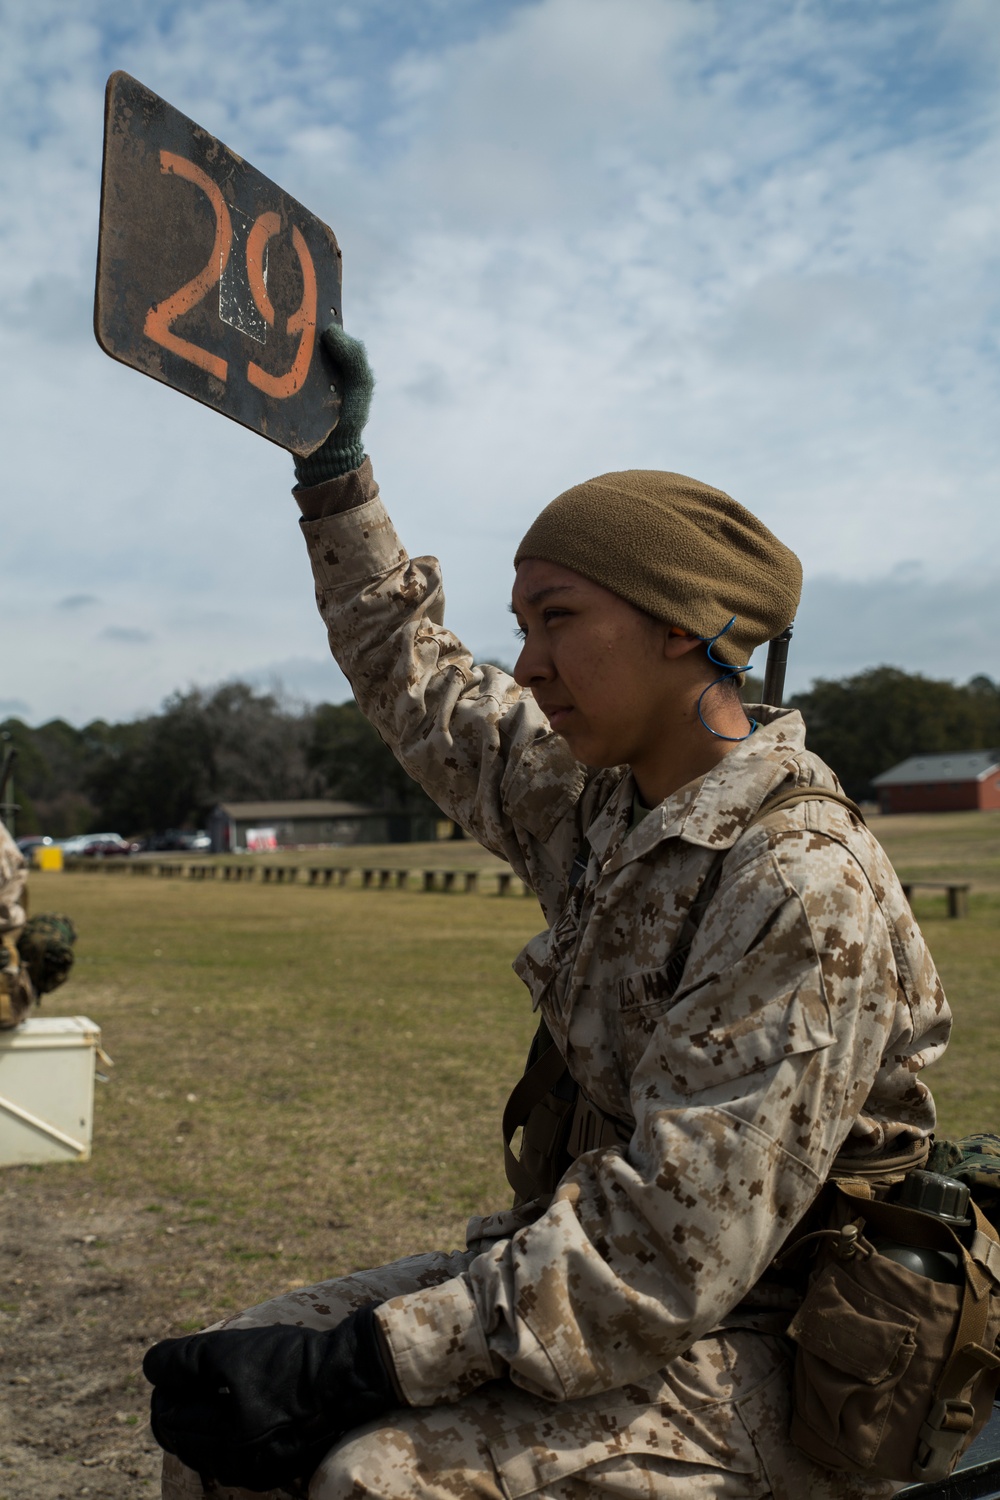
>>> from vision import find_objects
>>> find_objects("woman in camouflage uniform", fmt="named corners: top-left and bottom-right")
top-left (148, 330), bottom-right (950, 1500)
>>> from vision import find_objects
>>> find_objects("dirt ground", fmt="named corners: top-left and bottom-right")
top-left (0, 1182), bottom-right (163, 1497)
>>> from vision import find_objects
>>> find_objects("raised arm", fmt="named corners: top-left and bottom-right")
top-left (292, 330), bottom-right (594, 901)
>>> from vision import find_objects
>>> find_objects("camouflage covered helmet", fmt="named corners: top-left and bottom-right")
top-left (17, 913), bottom-right (77, 996)
top-left (927, 1135), bottom-right (1000, 1219)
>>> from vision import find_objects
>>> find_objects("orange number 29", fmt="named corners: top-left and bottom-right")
top-left (144, 153), bottom-right (318, 400)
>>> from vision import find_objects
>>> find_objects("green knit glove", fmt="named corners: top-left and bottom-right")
top-left (293, 326), bottom-right (375, 486)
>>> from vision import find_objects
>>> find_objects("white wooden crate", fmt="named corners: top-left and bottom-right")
top-left (0, 1016), bottom-right (101, 1166)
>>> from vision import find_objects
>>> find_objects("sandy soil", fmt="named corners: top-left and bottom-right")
top-left (0, 1181), bottom-right (162, 1499)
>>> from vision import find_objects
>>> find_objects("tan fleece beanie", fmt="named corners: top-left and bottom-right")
top-left (514, 470), bottom-right (801, 668)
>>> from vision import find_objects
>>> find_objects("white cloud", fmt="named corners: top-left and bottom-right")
top-left (789, 563), bottom-right (1000, 692)
top-left (2, 0), bottom-right (999, 725)
top-left (57, 594), bottom-right (101, 611)
top-left (100, 625), bottom-right (154, 643)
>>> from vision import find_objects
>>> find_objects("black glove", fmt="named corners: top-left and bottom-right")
top-left (293, 325), bottom-right (375, 487)
top-left (143, 1304), bottom-right (396, 1492)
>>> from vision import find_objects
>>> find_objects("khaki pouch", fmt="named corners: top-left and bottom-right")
top-left (786, 1185), bottom-right (1000, 1484)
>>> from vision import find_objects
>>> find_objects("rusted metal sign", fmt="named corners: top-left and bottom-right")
top-left (95, 72), bottom-right (342, 456)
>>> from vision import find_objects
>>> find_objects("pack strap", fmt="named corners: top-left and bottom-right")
top-left (502, 1024), bottom-right (572, 1203)
top-left (565, 1088), bottom-right (632, 1159)
top-left (746, 786), bottom-right (865, 828)
top-left (913, 1201), bottom-right (1000, 1481)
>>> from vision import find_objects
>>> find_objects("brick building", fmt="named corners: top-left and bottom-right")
top-left (871, 751), bottom-right (1000, 814)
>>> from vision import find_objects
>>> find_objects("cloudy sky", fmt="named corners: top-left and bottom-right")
top-left (3, 0), bottom-right (999, 726)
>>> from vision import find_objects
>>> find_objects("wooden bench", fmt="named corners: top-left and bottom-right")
top-left (305, 867), bottom-right (353, 886)
top-left (93, 858), bottom-right (515, 897)
top-left (901, 881), bottom-right (970, 919)
top-left (360, 868), bottom-right (411, 890)
top-left (415, 869), bottom-right (481, 893)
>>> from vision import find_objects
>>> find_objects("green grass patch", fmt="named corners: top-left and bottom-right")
top-left (908, 890), bottom-right (1000, 1136)
top-left (870, 809), bottom-right (1000, 890)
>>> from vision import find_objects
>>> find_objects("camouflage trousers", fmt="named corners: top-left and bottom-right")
top-left (160, 1248), bottom-right (898, 1500)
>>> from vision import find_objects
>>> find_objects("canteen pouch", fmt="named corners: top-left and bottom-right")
top-left (786, 1186), bottom-right (1000, 1484)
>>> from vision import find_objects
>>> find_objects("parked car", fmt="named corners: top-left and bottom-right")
top-left (60, 832), bottom-right (137, 857)
top-left (15, 835), bottom-right (53, 854)
top-left (148, 829), bottom-right (211, 852)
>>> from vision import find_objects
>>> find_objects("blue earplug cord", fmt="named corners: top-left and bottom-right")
top-left (695, 617), bottom-right (757, 743)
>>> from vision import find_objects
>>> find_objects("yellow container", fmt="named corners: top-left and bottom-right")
top-left (32, 846), bottom-right (64, 872)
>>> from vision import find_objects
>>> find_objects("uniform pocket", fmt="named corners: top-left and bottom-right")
top-left (487, 1388), bottom-right (761, 1499)
top-left (787, 1260), bottom-right (919, 1472)
top-left (614, 967), bottom-right (676, 1074)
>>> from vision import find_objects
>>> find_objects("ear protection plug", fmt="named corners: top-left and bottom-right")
top-left (696, 617), bottom-right (756, 743)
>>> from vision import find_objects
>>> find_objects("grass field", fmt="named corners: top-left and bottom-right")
top-left (0, 814), bottom-right (998, 1494)
top-left (17, 873), bottom-right (543, 1309)
top-left (869, 809), bottom-right (1000, 891)
top-left (14, 813), bottom-right (1000, 1286)
top-left (0, 875), bottom-right (545, 1494)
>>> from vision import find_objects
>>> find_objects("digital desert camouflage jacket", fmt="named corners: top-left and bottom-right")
top-left (298, 459), bottom-right (952, 1410)
top-left (0, 821), bottom-right (26, 937)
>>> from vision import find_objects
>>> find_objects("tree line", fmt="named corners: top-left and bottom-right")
top-left (785, 668), bottom-right (1000, 800)
top-left (3, 666), bottom-right (1000, 838)
top-left (1, 683), bottom-right (441, 839)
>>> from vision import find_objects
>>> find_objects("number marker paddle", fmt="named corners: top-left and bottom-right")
top-left (95, 72), bottom-right (343, 456)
